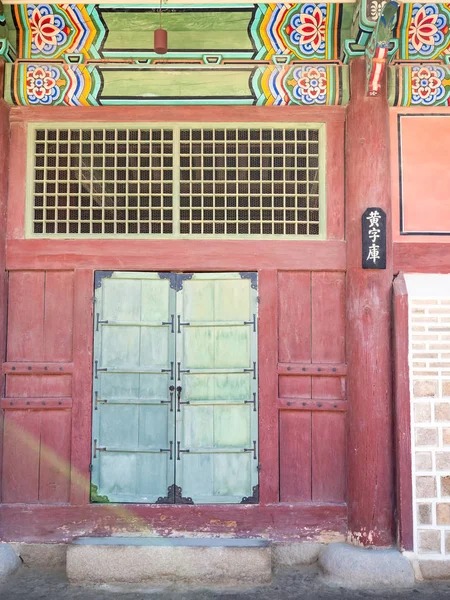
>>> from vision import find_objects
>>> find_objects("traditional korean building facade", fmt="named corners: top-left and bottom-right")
top-left (0, 0), bottom-right (450, 575)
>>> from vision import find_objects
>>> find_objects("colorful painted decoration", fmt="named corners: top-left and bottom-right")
top-left (9, 62), bottom-right (348, 107)
top-left (390, 64), bottom-right (450, 106)
top-left (396, 3), bottom-right (450, 61)
top-left (13, 62), bottom-right (101, 106)
top-left (13, 3), bottom-right (105, 59)
top-left (251, 3), bottom-right (342, 61)
top-left (251, 64), bottom-right (348, 106)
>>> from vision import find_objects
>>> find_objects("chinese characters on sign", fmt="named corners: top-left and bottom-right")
top-left (362, 207), bottom-right (386, 269)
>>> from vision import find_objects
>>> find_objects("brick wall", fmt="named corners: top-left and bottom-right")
top-left (409, 275), bottom-right (450, 556)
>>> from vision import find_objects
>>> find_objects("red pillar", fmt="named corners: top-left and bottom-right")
top-left (346, 57), bottom-right (395, 546)
top-left (0, 62), bottom-right (10, 502)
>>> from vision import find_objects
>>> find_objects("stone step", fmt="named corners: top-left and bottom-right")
top-left (66, 536), bottom-right (272, 586)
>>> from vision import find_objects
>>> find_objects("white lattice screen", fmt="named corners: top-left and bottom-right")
top-left (28, 123), bottom-right (325, 238)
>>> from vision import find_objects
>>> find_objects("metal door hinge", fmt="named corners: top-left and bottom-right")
top-left (177, 362), bottom-right (190, 380)
top-left (244, 392), bottom-right (257, 412)
top-left (94, 391), bottom-right (108, 410)
top-left (161, 361), bottom-right (174, 380)
top-left (243, 362), bottom-right (257, 379)
top-left (95, 313), bottom-right (109, 331)
top-left (94, 360), bottom-right (108, 379)
top-left (93, 439), bottom-right (106, 458)
top-left (89, 463), bottom-right (93, 473)
top-left (244, 440), bottom-right (257, 460)
top-left (177, 315), bottom-right (190, 333)
top-left (160, 441), bottom-right (173, 460)
top-left (244, 313), bottom-right (257, 332)
top-left (177, 441), bottom-right (190, 460)
top-left (162, 314), bottom-right (175, 333)
top-left (161, 385), bottom-right (174, 411)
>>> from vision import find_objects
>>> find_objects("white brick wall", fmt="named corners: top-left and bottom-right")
top-left (407, 275), bottom-right (450, 557)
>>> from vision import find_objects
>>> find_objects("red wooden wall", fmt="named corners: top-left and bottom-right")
top-left (0, 105), bottom-right (347, 541)
top-left (278, 271), bottom-right (346, 503)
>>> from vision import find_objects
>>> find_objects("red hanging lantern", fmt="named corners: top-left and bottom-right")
top-left (154, 0), bottom-right (168, 55)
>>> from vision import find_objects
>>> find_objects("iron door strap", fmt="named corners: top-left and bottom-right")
top-left (160, 441), bottom-right (173, 460)
top-left (160, 385), bottom-right (175, 412)
top-left (177, 441), bottom-right (190, 460)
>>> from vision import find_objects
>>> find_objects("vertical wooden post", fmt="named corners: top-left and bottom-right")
top-left (346, 57), bottom-right (395, 546)
top-left (0, 62), bottom-right (10, 502)
top-left (70, 269), bottom-right (94, 505)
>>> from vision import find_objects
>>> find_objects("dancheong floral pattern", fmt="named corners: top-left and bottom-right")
top-left (408, 4), bottom-right (449, 55)
top-left (411, 65), bottom-right (446, 105)
top-left (289, 66), bottom-right (327, 104)
top-left (286, 4), bottom-right (326, 54)
top-left (26, 64), bottom-right (61, 104)
top-left (250, 3), bottom-right (341, 61)
top-left (28, 4), bottom-right (68, 55)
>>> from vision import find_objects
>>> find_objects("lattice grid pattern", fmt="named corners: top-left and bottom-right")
top-left (29, 124), bottom-right (324, 238)
top-left (32, 128), bottom-right (174, 235)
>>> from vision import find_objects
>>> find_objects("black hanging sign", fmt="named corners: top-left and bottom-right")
top-left (362, 207), bottom-right (386, 269)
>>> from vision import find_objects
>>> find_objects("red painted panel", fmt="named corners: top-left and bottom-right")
top-left (312, 272), bottom-right (345, 363)
top-left (279, 375), bottom-right (311, 398)
top-left (6, 374), bottom-right (72, 397)
top-left (312, 412), bottom-right (346, 502)
top-left (2, 410), bottom-right (41, 503)
top-left (0, 502), bottom-right (348, 543)
top-left (312, 376), bottom-right (345, 400)
top-left (39, 411), bottom-right (71, 503)
top-left (279, 411), bottom-right (311, 502)
top-left (44, 272), bottom-right (74, 362)
top-left (70, 270), bottom-right (94, 505)
top-left (7, 271), bottom-right (45, 361)
top-left (257, 269), bottom-right (279, 505)
top-left (278, 272), bottom-right (311, 363)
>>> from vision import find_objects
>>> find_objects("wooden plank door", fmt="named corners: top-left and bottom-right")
top-left (91, 272), bottom-right (175, 503)
top-left (175, 273), bottom-right (259, 504)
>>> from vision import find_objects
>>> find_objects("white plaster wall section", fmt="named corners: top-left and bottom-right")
top-left (405, 274), bottom-right (450, 559)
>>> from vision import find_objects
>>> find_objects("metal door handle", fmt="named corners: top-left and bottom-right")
top-left (176, 386), bottom-right (190, 411)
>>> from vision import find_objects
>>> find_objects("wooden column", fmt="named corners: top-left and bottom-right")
top-left (0, 62), bottom-right (10, 501)
top-left (346, 57), bottom-right (395, 546)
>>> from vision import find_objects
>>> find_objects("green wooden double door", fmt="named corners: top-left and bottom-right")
top-left (91, 271), bottom-right (259, 504)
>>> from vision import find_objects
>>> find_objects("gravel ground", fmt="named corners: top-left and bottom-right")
top-left (2, 566), bottom-right (450, 600)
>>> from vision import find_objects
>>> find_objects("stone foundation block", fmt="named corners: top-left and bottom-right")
top-left (9, 543), bottom-right (67, 569)
top-left (67, 537), bottom-right (272, 586)
top-left (419, 560), bottom-right (450, 580)
top-left (272, 542), bottom-right (324, 570)
top-left (318, 542), bottom-right (415, 589)
top-left (0, 543), bottom-right (21, 582)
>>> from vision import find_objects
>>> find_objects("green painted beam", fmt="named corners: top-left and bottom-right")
top-left (103, 10), bottom-right (254, 51)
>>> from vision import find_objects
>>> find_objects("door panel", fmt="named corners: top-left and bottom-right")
top-left (91, 271), bottom-right (258, 504)
top-left (176, 273), bottom-right (258, 504)
top-left (91, 272), bottom-right (175, 503)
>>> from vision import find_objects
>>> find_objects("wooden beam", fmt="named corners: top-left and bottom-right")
top-left (6, 240), bottom-right (347, 272)
top-left (0, 503), bottom-right (347, 542)
top-left (394, 243), bottom-right (450, 274)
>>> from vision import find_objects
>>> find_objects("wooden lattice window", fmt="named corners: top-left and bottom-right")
top-left (27, 123), bottom-right (326, 238)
